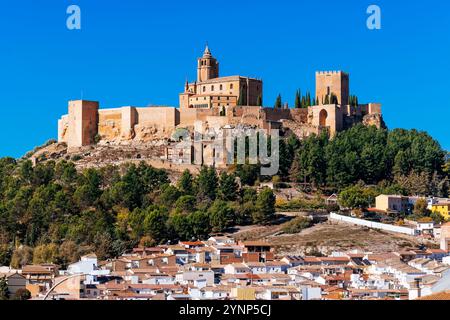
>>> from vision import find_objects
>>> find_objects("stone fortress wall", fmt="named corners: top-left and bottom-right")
top-left (59, 103), bottom-right (180, 149)
top-left (57, 46), bottom-right (384, 166)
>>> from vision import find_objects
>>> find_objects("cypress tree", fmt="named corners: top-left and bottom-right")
top-left (331, 93), bottom-right (338, 104)
top-left (295, 90), bottom-right (301, 108)
top-left (257, 95), bottom-right (262, 106)
top-left (238, 86), bottom-right (247, 106)
top-left (274, 94), bottom-right (282, 108)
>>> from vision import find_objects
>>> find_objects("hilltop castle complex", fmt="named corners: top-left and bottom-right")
top-left (57, 46), bottom-right (383, 167)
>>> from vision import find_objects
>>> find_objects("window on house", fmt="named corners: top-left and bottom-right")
top-left (230, 84), bottom-right (234, 89)
top-left (211, 85), bottom-right (214, 91)
top-left (220, 84), bottom-right (223, 90)
top-left (203, 86), bottom-right (206, 92)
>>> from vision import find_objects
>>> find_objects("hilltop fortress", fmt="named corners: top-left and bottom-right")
top-left (57, 46), bottom-right (383, 168)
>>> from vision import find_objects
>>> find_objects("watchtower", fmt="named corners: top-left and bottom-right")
top-left (315, 71), bottom-right (349, 106)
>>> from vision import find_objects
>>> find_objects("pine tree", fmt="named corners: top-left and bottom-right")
top-left (177, 169), bottom-right (194, 195)
top-left (253, 188), bottom-right (276, 225)
top-left (218, 172), bottom-right (238, 201)
top-left (324, 95), bottom-right (330, 104)
top-left (196, 166), bottom-right (218, 201)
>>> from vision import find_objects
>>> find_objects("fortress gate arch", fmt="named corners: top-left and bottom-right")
top-left (319, 109), bottom-right (328, 127)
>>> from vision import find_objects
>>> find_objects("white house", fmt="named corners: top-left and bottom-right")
top-left (176, 270), bottom-right (214, 287)
top-left (301, 286), bottom-right (322, 300)
top-left (244, 262), bottom-right (266, 274)
top-left (443, 256), bottom-right (450, 266)
top-left (67, 254), bottom-right (98, 275)
top-left (224, 263), bottom-right (251, 275)
top-left (66, 254), bottom-right (110, 284)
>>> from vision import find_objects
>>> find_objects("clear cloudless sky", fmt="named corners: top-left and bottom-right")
top-left (0, 0), bottom-right (449, 158)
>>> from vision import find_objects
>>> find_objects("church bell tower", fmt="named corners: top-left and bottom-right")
top-left (197, 44), bottom-right (219, 82)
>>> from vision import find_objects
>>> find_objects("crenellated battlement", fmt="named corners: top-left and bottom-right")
top-left (316, 70), bottom-right (348, 75)
top-left (316, 70), bottom-right (350, 105)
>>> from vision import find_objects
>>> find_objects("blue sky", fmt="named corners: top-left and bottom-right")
top-left (0, 0), bottom-right (449, 158)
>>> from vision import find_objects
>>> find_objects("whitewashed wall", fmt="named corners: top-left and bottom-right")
top-left (329, 212), bottom-right (416, 236)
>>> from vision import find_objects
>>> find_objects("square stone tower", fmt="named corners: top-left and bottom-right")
top-left (67, 100), bottom-right (99, 148)
top-left (316, 71), bottom-right (349, 106)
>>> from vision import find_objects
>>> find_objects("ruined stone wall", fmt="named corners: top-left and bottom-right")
top-left (282, 120), bottom-right (321, 138)
top-left (179, 107), bottom-right (214, 127)
top-left (121, 107), bottom-right (137, 140)
top-left (98, 109), bottom-right (122, 141)
top-left (135, 107), bottom-right (178, 128)
top-left (289, 108), bottom-right (309, 123)
top-left (58, 115), bottom-right (69, 143)
top-left (368, 103), bottom-right (382, 114)
top-left (133, 107), bottom-right (179, 142)
top-left (239, 106), bottom-right (264, 127)
top-left (263, 108), bottom-right (292, 122)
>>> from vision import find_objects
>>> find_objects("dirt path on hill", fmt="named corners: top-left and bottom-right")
top-left (229, 219), bottom-right (438, 256)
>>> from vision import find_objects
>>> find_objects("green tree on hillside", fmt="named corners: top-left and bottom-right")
top-left (338, 185), bottom-right (379, 209)
top-left (413, 198), bottom-right (430, 216)
top-left (209, 200), bottom-right (235, 233)
top-left (196, 166), bottom-right (218, 202)
top-left (253, 188), bottom-right (276, 225)
top-left (218, 172), bottom-right (238, 201)
top-left (178, 170), bottom-right (194, 195)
